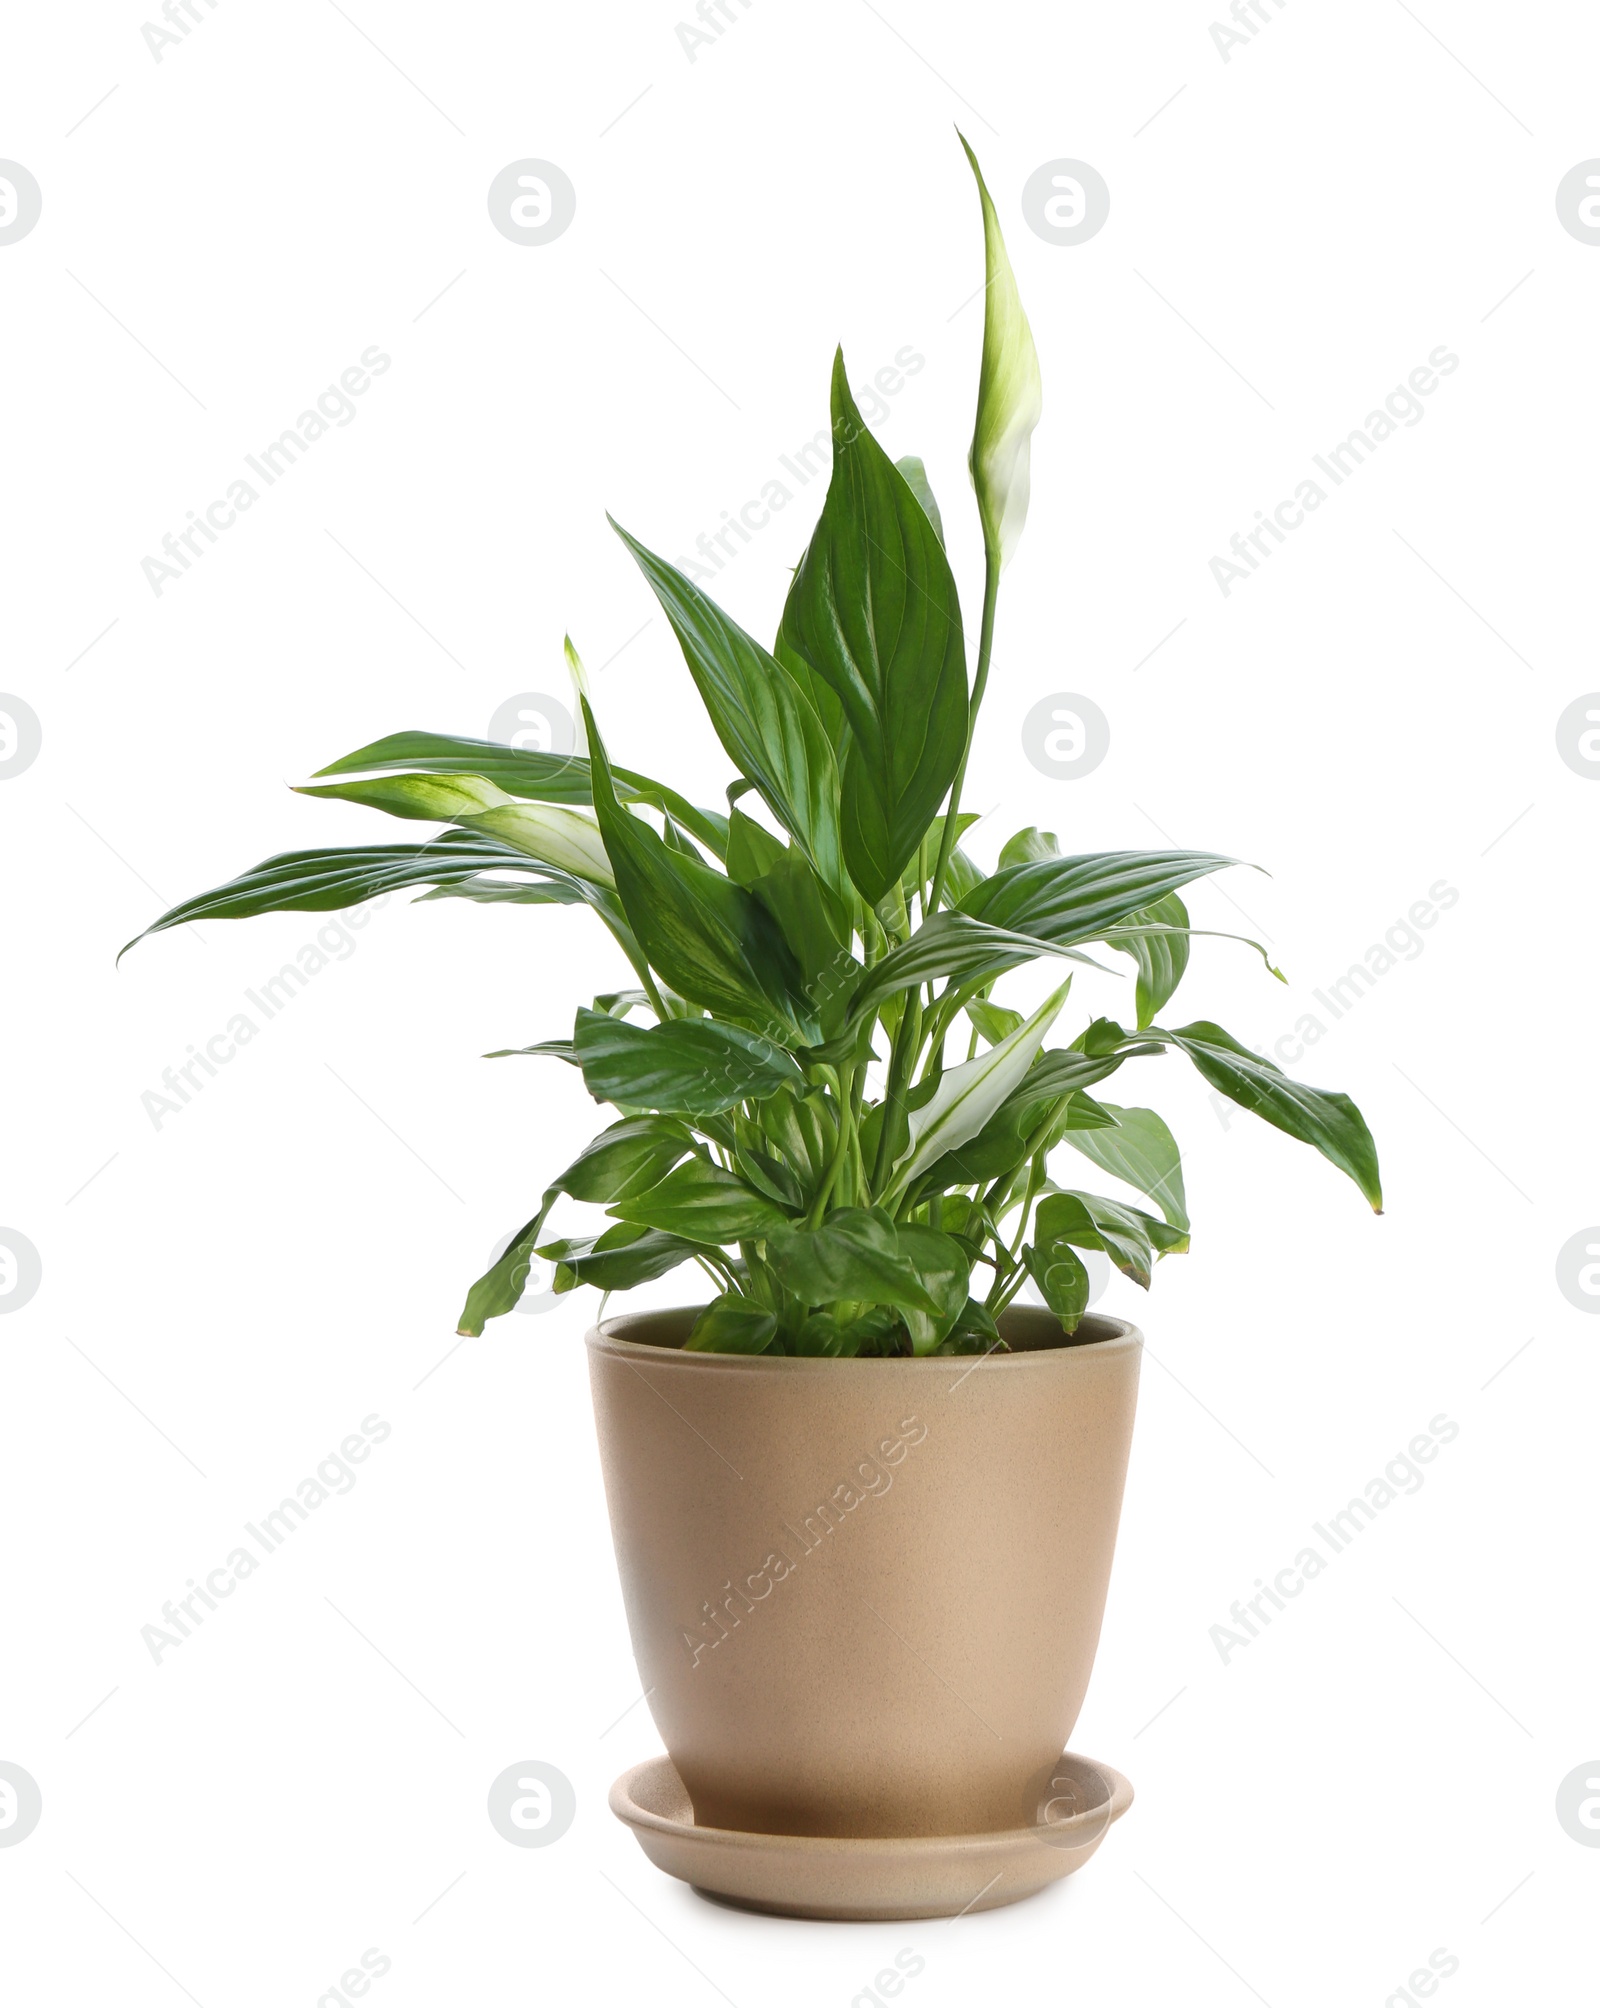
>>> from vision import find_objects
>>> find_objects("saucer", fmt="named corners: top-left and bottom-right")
top-left (609, 1752), bottom-right (1132, 1921)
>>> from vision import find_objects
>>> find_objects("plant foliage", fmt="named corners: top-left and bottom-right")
top-left (126, 140), bottom-right (1380, 1356)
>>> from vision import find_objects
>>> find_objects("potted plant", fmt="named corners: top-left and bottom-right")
top-left (126, 138), bottom-right (1379, 1920)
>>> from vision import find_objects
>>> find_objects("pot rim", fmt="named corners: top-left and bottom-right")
top-left (587, 1304), bottom-right (1142, 1370)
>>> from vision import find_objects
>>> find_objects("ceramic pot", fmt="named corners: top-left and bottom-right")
top-left (586, 1304), bottom-right (1141, 1841)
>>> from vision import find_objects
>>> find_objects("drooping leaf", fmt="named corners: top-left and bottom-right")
top-left (120, 831), bottom-right (569, 958)
top-left (610, 522), bottom-right (846, 897)
top-left (1034, 1190), bottom-right (1156, 1289)
top-left (555, 1115), bottom-right (697, 1204)
top-left (960, 134), bottom-right (1043, 569)
top-left (1156, 1021), bottom-right (1383, 1212)
top-left (1063, 1104), bottom-right (1189, 1231)
top-left (1108, 891), bottom-right (1190, 1027)
top-left (452, 1114), bottom-right (699, 1335)
top-left (310, 730), bottom-right (730, 859)
top-left (583, 700), bottom-right (818, 1041)
top-left (1024, 1236), bottom-right (1090, 1330)
top-left (778, 352), bottom-right (968, 902)
top-left (608, 1157), bottom-right (789, 1244)
top-left (893, 981), bottom-right (1070, 1191)
top-left (685, 1294), bottom-right (779, 1354)
top-left (766, 1207), bottom-right (940, 1313)
top-left (572, 1007), bottom-right (803, 1116)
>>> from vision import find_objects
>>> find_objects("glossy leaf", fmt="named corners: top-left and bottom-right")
top-left (1063, 1104), bottom-right (1189, 1231)
top-left (778, 352), bottom-right (968, 902)
top-left (766, 1207), bottom-right (939, 1313)
top-left (685, 1295), bottom-right (778, 1354)
top-left (894, 982), bottom-right (1069, 1190)
top-left (848, 912), bottom-right (1107, 1020)
top-left (583, 700), bottom-right (818, 1041)
top-left (611, 521), bottom-right (846, 897)
top-left (1024, 1236), bottom-right (1090, 1330)
top-left (608, 1157), bottom-right (789, 1244)
top-left (540, 1222), bottom-right (703, 1293)
top-left (1157, 1021), bottom-right (1383, 1211)
top-left (573, 1007), bottom-right (802, 1116)
top-left (961, 850), bottom-right (1236, 948)
top-left (120, 831), bottom-right (565, 958)
top-left (894, 455), bottom-right (945, 543)
top-left (895, 1223), bottom-right (972, 1354)
top-left (1034, 1190), bottom-right (1155, 1289)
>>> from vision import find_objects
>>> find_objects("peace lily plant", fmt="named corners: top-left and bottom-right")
top-left (128, 140), bottom-right (1380, 1359)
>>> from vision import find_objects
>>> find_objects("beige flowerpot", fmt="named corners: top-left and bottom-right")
top-left (587, 1305), bottom-right (1141, 1844)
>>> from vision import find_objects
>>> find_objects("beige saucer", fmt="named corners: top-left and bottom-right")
top-left (610, 1751), bottom-right (1132, 1921)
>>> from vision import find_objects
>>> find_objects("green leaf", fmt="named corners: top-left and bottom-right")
top-left (416, 876), bottom-right (585, 907)
top-left (894, 455), bottom-right (945, 543)
top-left (555, 1115), bottom-right (697, 1204)
top-left (778, 351), bottom-right (968, 903)
top-left (1063, 1105), bottom-right (1189, 1231)
top-left (998, 827), bottom-right (1059, 869)
top-left (1034, 1190), bottom-right (1156, 1289)
top-left (608, 1157), bottom-right (789, 1244)
top-left (296, 772), bottom-right (617, 888)
top-left (893, 981), bottom-right (1070, 1191)
top-left (1110, 891), bottom-right (1190, 1027)
top-left (1157, 1020), bottom-right (1383, 1212)
top-left (610, 522), bottom-right (846, 898)
top-left (1024, 1236), bottom-right (1089, 1330)
top-left (895, 1224), bottom-right (972, 1355)
top-left (685, 1295), bottom-right (779, 1354)
top-left (725, 807), bottom-right (788, 886)
top-left (961, 851), bottom-right (1236, 948)
top-left (848, 911), bottom-right (1109, 1020)
top-left (311, 730), bottom-right (730, 860)
top-left (456, 1208), bottom-right (552, 1336)
top-left (540, 1221), bottom-right (703, 1292)
top-left (573, 1007), bottom-right (803, 1116)
top-left (583, 700), bottom-right (818, 1041)
top-left (766, 1207), bottom-right (940, 1313)
top-left (120, 831), bottom-right (565, 958)
top-left (746, 847), bottom-right (856, 1030)
top-left (965, 999), bottom-right (1023, 1046)
top-left (960, 134), bottom-right (1043, 569)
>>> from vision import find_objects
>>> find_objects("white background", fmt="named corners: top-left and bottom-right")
top-left (3, 1), bottom-right (1596, 2001)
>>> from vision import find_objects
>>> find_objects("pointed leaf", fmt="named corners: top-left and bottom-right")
top-left (961, 850), bottom-right (1236, 947)
top-left (608, 1157), bottom-right (789, 1245)
top-left (894, 981), bottom-right (1069, 1190)
top-left (779, 351), bottom-right (968, 902)
top-left (583, 700), bottom-right (818, 1041)
top-left (610, 521), bottom-right (846, 898)
top-left (1157, 1020), bottom-right (1383, 1211)
top-left (1063, 1104), bottom-right (1189, 1230)
top-left (685, 1295), bottom-right (779, 1354)
top-left (573, 1007), bottom-right (802, 1116)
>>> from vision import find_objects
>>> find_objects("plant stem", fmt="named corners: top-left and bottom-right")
top-left (926, 549), bottom-right (1001, 918)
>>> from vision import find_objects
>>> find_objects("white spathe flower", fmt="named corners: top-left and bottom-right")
top-left (961, 135), bottom-right (1043, 571)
